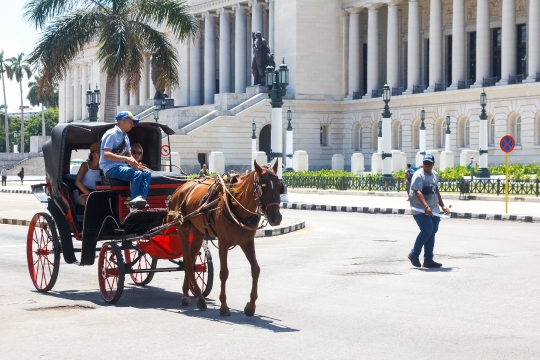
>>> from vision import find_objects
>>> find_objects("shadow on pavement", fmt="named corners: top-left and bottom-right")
top-left (411, 267), bottom-right (457, 272)
top-left (37, 285), bottom-right (299, 333)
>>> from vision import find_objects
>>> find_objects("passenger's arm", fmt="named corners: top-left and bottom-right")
top-left (103, 149), bottom-right (141, 169)
top-left (75, 163), bottom-right (91, 195)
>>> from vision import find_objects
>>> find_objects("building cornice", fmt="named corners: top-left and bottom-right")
top-left (189, 0), bottom-right (248, 13)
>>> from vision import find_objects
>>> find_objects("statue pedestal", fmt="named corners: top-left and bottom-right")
top-left (246, 85), bottom-right (268, 95)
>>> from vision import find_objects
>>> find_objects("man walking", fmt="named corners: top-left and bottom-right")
top-left (407, 154), bottom-right (451, 268)
top-left (469, 157), bottom-right (477, 178)
top-left (1, 166), bottom-right (7, 186)
top-left (403, 163), bottom-right (415, 201)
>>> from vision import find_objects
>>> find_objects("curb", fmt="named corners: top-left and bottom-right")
top-left (0, 218), bottom-right (31, 226)
top-left (281, 202), bottom-right (540, 224)
top-left (255, 220), bottom-right (306, 238)
top-left (0, 189), bottom-right (31, 194)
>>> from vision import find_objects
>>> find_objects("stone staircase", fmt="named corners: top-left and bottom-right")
top-left (7, 156), bottom-right (45, 176)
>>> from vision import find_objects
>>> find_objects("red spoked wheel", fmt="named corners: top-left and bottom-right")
top-left (189, 241), bottom-right (214, 298)
top-left (124, 246), bottom-right (157, 286)
top-left (98, 242), bottom-right (125, 304)
top-left (27, 212), bottom-right (61, 292)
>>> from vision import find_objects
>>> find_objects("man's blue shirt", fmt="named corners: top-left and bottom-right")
top-left (99, 125), bottom-right (131, 174)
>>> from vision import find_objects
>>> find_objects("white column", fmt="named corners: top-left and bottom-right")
top-left (175, 44), bottom-right (189, 106)
top-left (271, 108), bottom-right (283, 178)
top-left (499, 0), bottom-right (516, 84)
top-left (420, 126), bottom-right (426, 154)
top-left (286, 128), bottom-right (293, 170)
top-left (386, 2), bottom-right (400, 89)
top-left (426, 0), bottom-right (442, 90)
top-left (472, 0), bottom-right (490, 86)
top-left (445, 131), bottom-right (451, 152)
top-left (190, 33), bottom-right (203, 106)
top-left (405, 0), bottom-right (421, 93)
top-left (448, 0), bottom-right (466, 89)
top-left (139, 55), bottom-right (149, 105)
top-left (365, 5), bottom-right (380, 98)
top-left (378, 133), bottom-right (382, 154)
top-left (203, 12), bottom-right (216, 105)
top-left (382, 117), bottom-right (392, 175)
top-left (65, 69), bottom-right (72, 122)
top-left (267, 0), bottom-right (275, 51)
top-left (119, 78), bottom-right (129, 106)
top-left (219, 8), bottom-right (232, 93)
top-left (347, 9), bottom-right (361, 98)
top-left (234, 4), bottom-right (248, 93)
top-left (250, 0), bottom-right (264, 33)
top-left (73, 65), bottom-right (81, 120)
top-left (58, 78), bottom-right (65, 123)
top-left (479, 117), bottom-right (488, 168)
top-left (527, 0), bottom-right (540, 81)
top-left (80, 63), bottom-right (88, 119)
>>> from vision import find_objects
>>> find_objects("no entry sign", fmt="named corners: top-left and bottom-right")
top-left (500, 135), bottom-right (515, 153)
top-left (161, 144), bottom-right (171, 157)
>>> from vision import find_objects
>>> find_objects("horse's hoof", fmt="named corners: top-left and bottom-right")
top-left (181, 296), bottom-right (191, 306)
top-left (244, 304), bottom-right (256, 317)
top-left (196, 299), bottom-right (207, 310)
top-left (220, 307), bottom-right (231, 316)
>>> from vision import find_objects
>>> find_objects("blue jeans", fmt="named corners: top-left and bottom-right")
top-left (106, 166), bottom-right (151, 200)
top-left (410, 214), bottom-right (441, 261)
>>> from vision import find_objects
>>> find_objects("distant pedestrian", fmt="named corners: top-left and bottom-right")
top-left (469, 157), bottom-right (477, 178)
top-left (18, 167), bottom-right (24, 185)
top-left (199, 164), bottom-right (209, 177)
top-left (403, 163), bottom-right (415, 201)
top-left (1, 166), bottom-right (7, 186)
top-left (407, 154), bottom-right (451, 269)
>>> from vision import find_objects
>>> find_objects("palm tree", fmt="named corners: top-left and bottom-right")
top-left (0, 51), bottom-right (10, 152)
top-left (6, 53), bottom-right (32, 154)
top-left (27, 75), bottom-right (58, 136)
top-left (25, 0), bottom-right (199, 122)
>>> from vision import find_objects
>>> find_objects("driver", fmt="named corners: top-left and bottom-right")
top-left (99, 111), bottom-right (151, 208)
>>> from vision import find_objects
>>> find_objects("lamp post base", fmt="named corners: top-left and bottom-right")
top-left (475, 167), bottom-right (491, 178)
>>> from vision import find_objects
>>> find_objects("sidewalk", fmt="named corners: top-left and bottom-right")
top-left (285, 189), bottom-right (540, 222)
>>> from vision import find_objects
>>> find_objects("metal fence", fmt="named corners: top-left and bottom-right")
top-left (283, 176), bottom-right (540, 196)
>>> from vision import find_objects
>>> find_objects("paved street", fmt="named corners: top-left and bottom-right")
top-left (1, 209), bottom-right (539, 358)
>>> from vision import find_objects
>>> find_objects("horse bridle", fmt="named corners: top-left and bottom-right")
top-left (252, 173), bottom-right (283, 213)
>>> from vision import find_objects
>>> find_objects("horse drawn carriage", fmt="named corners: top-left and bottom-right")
top-left (27, 121), bottom-right (213, 303)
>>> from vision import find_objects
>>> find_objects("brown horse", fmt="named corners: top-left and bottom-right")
top-left (167, 160), bottom-right (283, 316)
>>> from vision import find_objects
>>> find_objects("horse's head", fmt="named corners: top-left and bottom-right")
top-left (254, 160), bottom-right (283, 226)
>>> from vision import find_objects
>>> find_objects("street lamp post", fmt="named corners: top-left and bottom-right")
top-left (265, 59), bottom-right (289, 179)
top-left (13, 131), bottom-right (18, 153)
top-left (445, 114), bottom-right (451, 152)
top-left (285, 107), bottom-right (294, 172)
top-left (251, 120), bottom-right (257, 164)
top-left (381, 84), bottom-right (393, 179)
top-left (153, 107), bottom-right (160, 123)
top-left (477, 89), bottom-right (491, 178)
top-left (378, 120), bottom-right (382, 154)
top-left (86, 85), bottom-right (101, 122)
top-left (419, 108), bottom-right (426, 155)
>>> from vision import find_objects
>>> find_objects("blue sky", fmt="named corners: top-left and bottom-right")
top-left (0, 0), bottom-right (39, 112)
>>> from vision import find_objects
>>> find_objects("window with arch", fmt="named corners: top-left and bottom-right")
top-left (464, 119), bottom-right (470, 147)
top-left (441, 122), bottom-right (446, 147)
top-left (412, 119), bottom-right (420, 149)
top-left (434, 118), bottom-right (444, 148)
top-left (489, 118), bottom-right (495, 146)
top-left (516, 116), bottom-right (522, 145)
top-left (398, 124), bottom-right (403, 149)
top-left (392, 120), bottom-right (401, 150)
top-left (353, 123), bottom-right (363, 151)
top-left (536, 112), bottom-right (540, 145)
top-left (372, 122), bottom-right (379, 150)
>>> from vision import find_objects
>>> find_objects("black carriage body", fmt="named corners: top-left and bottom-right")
top-left (37, 122), bottom-right (184, 265)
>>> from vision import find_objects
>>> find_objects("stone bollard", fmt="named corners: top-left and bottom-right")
top-left (371, 152), bottom-right (382, 173)
top-left (252, 151), bottom-right (268, 169)
top-left (170, 152), bottom-right (181, 173)
top-left (209, 152), bottom-right (225, 175)
top-left (439, 151), bottom-right (455, 170)
top-left (332, 154), bottom-right (344, 171)
top-left (391, 150), bottom-right (402, 172)
top-left (292, 150), bottom-right (309, 171)
top-left (351, 153), bottom-right (365, 174)
top-left (400, 152), bottom-right (407, 170)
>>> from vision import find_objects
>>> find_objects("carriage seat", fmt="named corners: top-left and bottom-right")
top-left (101, 172), bottom-right (187, 186)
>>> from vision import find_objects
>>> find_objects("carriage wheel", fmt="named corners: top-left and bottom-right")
top-left (27, 213), bottom-right (61, 292)
top-left (124, 247), bottom-right (157, 286)
top-left (189, 241), bottom-right (214, 298)
top-left (98, 242), bottom-right (125, 304)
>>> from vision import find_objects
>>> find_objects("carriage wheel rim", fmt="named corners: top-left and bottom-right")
top-left (125, 248), bottom-right (153, 284)
top-left (27, 214), bottom-right (57, 290)
top-left (99, 243), bottom-right (120, 301)
top-left (190, 253), bottom-right (208, 295)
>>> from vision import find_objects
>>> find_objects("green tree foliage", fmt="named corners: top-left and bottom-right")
top-left (0, 108), bottom-right (58, 153)
top-left (27, 75), bottom-right (59, 108)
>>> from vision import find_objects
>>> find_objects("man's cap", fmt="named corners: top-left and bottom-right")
top-left (423, 154), bottom-right (435, 163)
top-left (90, 142), bottom-right (99, 152)
top-left (471, 156), bottom-right (474, 159)
top-left (115, 111), bottom-right (139, 123)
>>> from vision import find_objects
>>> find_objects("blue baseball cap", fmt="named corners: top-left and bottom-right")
top-left (423, 154), bottom-right (435, 163)
top-left (115, 111), bottom-right (139, 123)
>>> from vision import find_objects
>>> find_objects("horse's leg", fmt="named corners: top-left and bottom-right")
top-left (178, 223), bottom-right (207, 309)
top-left (188, 227), bottom-right (207, 309)
top-left (218, 243), bottom-right (231, 316)
top-left (240, 240), bottom-right (260, 317)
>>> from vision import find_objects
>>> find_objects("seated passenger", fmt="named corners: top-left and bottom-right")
top-left (73, 142), bottom-right (101, 206)
top-left (130, 143), bottom-right (144, 165)
top-left (99, 111), bottom-right (151, 208)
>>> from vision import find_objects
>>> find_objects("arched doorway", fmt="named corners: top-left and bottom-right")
top-left (259, 124), bottom-right (271, 162)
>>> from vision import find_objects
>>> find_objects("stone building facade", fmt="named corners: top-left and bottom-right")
top-left (58, 0), bottom-right (540, 172)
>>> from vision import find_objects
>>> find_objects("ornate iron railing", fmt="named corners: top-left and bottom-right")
top-left (353, 91), bottom-right (361, 100)
top-left (482, 76), bottom-right (498, 87)
top-left (458, 79), bottom-right (473, 89)
top-left (536, 72), bottom-right (540, 82)
top-left (391, 87), bottom-right (404, 96)
top-left (412, 85), bottom-right (424, 94)
top-left (508, 74), bottom-right (524, 84)
top-left (434, 83), bottom-right (447, 92)
top-left (283, 176), bottom-right (540, 196)
top-left (371, 89), bottom-right (384, 98)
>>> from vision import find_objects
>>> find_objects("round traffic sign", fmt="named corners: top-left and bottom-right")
top-left (500, 135), bottom-right (515, 153)
top-left (161, 144), bottom-right (171, 157)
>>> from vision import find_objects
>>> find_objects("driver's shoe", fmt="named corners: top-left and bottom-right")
top-left (129, 196), bottom-right (147, 209)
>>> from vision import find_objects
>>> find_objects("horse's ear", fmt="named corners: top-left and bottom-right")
top-left (254, 160), bottom-right (263, 175)
top-left (272, 159), bottom-right (279, 174)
